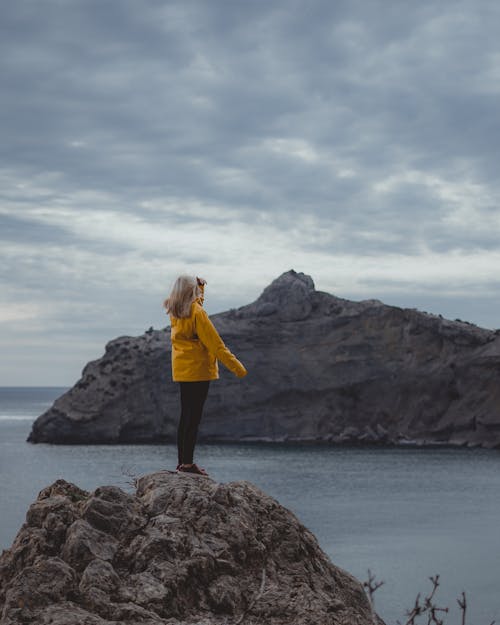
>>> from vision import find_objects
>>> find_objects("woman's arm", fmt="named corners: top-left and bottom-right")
top-left (196, 277), bottom-right (206, 306)
top-left (194, 307), bottom-right (247, 378)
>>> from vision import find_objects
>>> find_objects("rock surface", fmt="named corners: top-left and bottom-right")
top-left (28, 270), bottom-right (500, 448)
top-left (0, 472), bottom-right (382, 625)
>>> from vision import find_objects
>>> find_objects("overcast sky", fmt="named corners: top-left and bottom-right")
top-left (2, 0), bottom-right (500, 385)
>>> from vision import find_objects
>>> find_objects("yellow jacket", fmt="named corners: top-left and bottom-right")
top-left (169, 287), bottom-right (247, 382)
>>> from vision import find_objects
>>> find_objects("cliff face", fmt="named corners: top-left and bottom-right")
top-left (0, 472), bottom-right (380, 625)
top-left (28, 270), bottom-right (500, 448)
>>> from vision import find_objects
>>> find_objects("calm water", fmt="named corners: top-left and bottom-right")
top-left (0, 387), bottom-right (499, 624)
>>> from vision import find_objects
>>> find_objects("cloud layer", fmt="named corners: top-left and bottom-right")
top-left (2, 0), bottom-right (500, 384)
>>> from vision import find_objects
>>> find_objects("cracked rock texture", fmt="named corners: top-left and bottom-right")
top-left (28, 269), bottom-right (500, 448)
top-left (0, 472), bottom-right (382, 625)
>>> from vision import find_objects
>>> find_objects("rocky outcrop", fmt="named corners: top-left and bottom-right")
top-left (28, 270), bottom-right (500, 448)
top-left (0, 472), bottom-right (382, 624)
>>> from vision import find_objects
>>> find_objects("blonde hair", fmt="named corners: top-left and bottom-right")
top-left (164, 274), bottom-right (200, 319)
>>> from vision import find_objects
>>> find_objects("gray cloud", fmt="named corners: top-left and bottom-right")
top-left (2, 0), bottom-right (500, 384)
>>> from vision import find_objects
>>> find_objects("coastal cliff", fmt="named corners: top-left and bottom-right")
top-left (28, 270), bottom-right (500, 448)
top-left (0, 472), bottom-right (382, 624)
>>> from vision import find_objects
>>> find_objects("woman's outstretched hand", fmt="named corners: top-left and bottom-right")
top-left (236, 364), bottom-right (248, 378)
top-left (196, 276), bottom-right (207, 286)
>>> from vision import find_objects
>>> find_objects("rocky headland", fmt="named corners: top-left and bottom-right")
top-left (0, 471), bottom-right (382, 625)
top-left (28, 270), bottom-right (500, 448)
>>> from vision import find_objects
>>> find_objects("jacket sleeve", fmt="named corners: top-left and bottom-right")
top-left (196, 282), bottom-right (205, 306)
top-left (194, 307), bottom-right (247, 378)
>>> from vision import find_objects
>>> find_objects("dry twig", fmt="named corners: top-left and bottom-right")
top-left (234, 567), bottom-right (266, 625)
top-left (120, 464), bottom-right (139, 488)
top-left (364, 569), bottom-right (385, 608)
top-left (393, 574), bottom-right (496, 625)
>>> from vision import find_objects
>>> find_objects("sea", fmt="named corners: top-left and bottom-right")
top-left (1, 387), bottom-right (499, 625)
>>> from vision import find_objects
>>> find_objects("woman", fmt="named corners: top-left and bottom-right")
top-left (164, 275), bottom-right (247, 476)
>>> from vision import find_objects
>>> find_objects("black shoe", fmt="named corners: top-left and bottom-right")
top-left (177, 463), bottom-right (209, 477)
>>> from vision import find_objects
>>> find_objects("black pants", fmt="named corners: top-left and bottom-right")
top-left (177, 381), bottom-right (210, 465)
